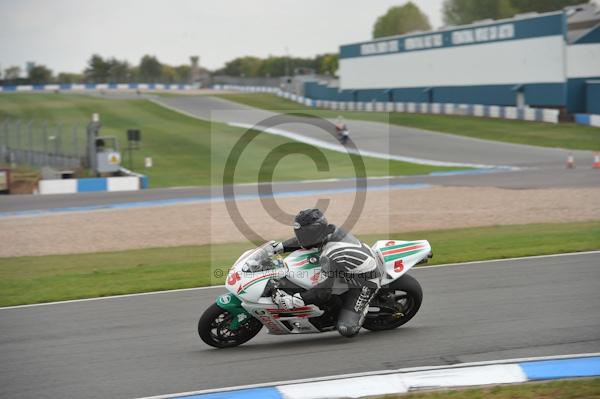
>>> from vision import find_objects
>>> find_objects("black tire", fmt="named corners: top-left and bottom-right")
top-left (362, 274), bottom-right (423, 331)
top-left (198, 303), bottom-right (263, 348)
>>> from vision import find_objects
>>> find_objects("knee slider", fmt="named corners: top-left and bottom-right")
top-left (337, 323), bottom-right (360, 338)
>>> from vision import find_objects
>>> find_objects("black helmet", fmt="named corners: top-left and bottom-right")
top-left (293, 208), bottom-right (331, 248)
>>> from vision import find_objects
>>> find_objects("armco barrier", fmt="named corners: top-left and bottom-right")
top-left (38, 175), bottom-right (145, 195)
top-left (161, 354), bottom-right (600, 399)
top-left (214, 84), bottom-right (560, 124)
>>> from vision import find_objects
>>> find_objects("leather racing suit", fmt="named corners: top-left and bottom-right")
top-left (279, 226), bottom-right (381, 337)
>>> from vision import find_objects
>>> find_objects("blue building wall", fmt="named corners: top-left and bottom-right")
top-left (567, 78), bottom-right (590, 113)
top-left (340, 13), bottom-right (564, 59)
top-left (305, 81), bottom-right (566, 107)
top-left (586, 81), bottom-right (600, 114)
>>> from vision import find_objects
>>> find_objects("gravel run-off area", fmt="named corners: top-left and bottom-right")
top-left (1, 186), bottom-right (599, 257)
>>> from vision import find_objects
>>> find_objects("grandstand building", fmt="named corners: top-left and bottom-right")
top-left (305, 5), bottom-right (600, 115)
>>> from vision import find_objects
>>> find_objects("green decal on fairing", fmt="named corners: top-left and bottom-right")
top-left (381, 242), bottom-right (419, 251)
top-left (383, 249), bottom-right (425, 262)
top-left (236, 273), bottom-right (276, 295)
top-left (215, 293), bottom-right (252, 330)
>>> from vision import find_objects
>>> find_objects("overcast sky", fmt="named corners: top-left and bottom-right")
top-left (0, 0), bottom-right (445, 74)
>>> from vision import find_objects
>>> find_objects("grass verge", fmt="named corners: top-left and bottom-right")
top-left (216, 93), bottom-right (600, 151)
top-left (0, 221), bottom-right (598, 307)
top-left (0, 93), bottom-right (458, 188)
top-left (379, 377), bottom-right (600, 399)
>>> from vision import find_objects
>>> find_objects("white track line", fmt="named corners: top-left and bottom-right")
top-left (149, 98), bottom-right (513, 170)
top-left (229, 121), bottom-right (509, 169)
top-left (1, 250), bottom-right (597, 311)
top-left (0, 286), bottom-right (218, 311)
top-left (135, 352), bottom-right (600, 399)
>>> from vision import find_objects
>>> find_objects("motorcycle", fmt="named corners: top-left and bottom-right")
top-left (198, 239), bottom-right (431, 348)
top-left (336, 124), bottom-right (349, 145)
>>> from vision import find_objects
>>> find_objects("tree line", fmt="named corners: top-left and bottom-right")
top-left (1, 54), bottom-right (195, 85)
top-left (213, 53), bottom-right (338, 78)
top-left (373, 0), bottom-right (586, 38)
top-left (1, 52), bottom-right (339, 85)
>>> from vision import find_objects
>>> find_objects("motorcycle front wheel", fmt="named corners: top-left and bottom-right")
top-left (362, 274), bottom-right (423, 331)
top-left (198, 303), bottom-right (263, 348)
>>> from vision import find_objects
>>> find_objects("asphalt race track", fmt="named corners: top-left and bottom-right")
top-left (1, 167), bottom-right (599, 214)
top-left (0, 94), bottom-right (598, 213)
top-left (154, 95), bottom-right (594, 168)
top-left (1, 252), bottom-right (599, 399)
top-left (1, 95), bottom-right (598, 398)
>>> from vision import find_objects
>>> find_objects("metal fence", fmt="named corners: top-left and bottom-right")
top-left (0, 119), bottom-right (87, 169)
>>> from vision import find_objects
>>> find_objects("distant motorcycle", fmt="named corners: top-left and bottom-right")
top-left (198, 239), bottom-right (430, 348)
top-left (335, 123), bottom-right (349, 145)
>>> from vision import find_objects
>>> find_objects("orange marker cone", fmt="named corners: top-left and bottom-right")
top-left (566, 153), bottom-right (575, 169)
top-left (593, 154), bottom-right (600, 169)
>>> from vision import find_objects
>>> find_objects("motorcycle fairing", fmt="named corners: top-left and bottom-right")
top-left (371, 240), bottom-right (432, 285)
top-left (242, 302), bottom-right (324, 334)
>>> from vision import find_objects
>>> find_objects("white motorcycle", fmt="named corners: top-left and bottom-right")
top-left (198, 239), bottom-right (431, 348)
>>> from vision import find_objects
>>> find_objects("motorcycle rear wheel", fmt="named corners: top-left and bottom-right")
top-left (362, 274), bottom-right (423, 331)
top-left (198, 303), bottom-right (263, 348)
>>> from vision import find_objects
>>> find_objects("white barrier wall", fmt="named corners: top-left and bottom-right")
top-left (215, 85), bottom-right (560, 123)
top-left (106, 176), bottom-right (140, 192)
top-left (38, 176), bottom-right (143, 195)
top-left (38, 180), bottom-right (77, 195)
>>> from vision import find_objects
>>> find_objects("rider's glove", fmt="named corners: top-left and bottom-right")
top-left (273, 289), bottom-right (304, 310)
top-left (266, 241), bottom-right (284, 256)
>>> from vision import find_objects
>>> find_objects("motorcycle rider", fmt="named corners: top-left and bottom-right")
top-left (335, 116), bottom-right (349, 145)
top-left (269, 208), bottom-right (381, 337)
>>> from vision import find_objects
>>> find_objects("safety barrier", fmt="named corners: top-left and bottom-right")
top-left (575, 114), bottom-right (600, 128)
top-left (37, 169), bottom-right (147, 195)
top-left (0, 83), bottom-right (193, 93)
top-left (214, 84), bottom-right (560, 124)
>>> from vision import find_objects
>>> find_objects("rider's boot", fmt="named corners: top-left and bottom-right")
top-left (337, 282), bottom-right (378, 338)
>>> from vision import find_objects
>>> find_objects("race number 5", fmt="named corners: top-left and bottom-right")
top-left (394, 259), bottom-right (404, 273)
top-left (227, 272), bottom-right (241, 286)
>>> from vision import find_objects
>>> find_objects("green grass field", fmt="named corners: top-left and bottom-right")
top-left (379, 378), bottom-right (600, 399)
top-left (217, 93), bottom-right (600, 151)
top-left (0, 93), bottom-right (458, 188)
top-left (1, 221), bottom-right (598, 307)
